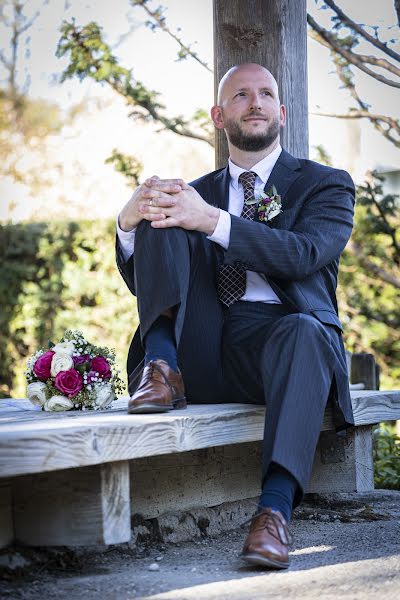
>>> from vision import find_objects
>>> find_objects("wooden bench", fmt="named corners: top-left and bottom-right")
top-left (1, 382), bottom-right (399, 549)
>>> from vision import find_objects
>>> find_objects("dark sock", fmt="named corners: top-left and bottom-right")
top-left (143, 315), bottom-right (178, 372)
top-left (258, 463), bottom-right (298, 523)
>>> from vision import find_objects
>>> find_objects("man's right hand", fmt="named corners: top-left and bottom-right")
top-left (119, 176), bottom-right (184, 231)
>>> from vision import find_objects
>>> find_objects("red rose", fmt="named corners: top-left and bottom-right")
top-left (54, 369), bottom-right (83, 398)
top-left (33, 351), bottom-right (55, 381)
top-left (91, 356), bottom-right (111, 380)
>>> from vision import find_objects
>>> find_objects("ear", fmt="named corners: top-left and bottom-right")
top-left (280, 104), bottom-right (286, 128)
top-left (211, 105), bottom-right (224, 130)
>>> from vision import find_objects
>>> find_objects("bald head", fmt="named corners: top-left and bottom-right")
top-left (210, 62), bottom-right (285, 157)
top-left (217, 63), bottom-right (279, 105)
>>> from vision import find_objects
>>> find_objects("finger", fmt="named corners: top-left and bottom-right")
top-left (142, 212), bottom-right (166, 222)
top-left (151, 216), bottom-right (179, 229)
top-left (144, 179), bottom-right (184, 192)
top-left (139, 201), bottom-right (176, 214)
top-left (141, 190), bottom-right (177, 204)
top-left (144, 175), bottom-right (160, 186)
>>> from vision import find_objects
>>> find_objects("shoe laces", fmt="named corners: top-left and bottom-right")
top-left (141, 361), bottom-right (172, 391)
top-left (243, 507), bottom-right (293, 546)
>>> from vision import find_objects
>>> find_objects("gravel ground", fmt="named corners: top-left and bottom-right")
top-left (1, 491), bottom-right (399, 600)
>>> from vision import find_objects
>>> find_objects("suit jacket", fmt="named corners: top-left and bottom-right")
top-left (116, 149), bottom-right (355, 429)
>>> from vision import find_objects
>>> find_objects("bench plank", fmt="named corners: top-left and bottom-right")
top-left (0, 391), bottom-right (399, 479)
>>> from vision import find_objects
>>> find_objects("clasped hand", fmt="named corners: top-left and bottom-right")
top-left (119, 176), bottom-right (219, 236)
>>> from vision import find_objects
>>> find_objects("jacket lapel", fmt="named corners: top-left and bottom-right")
top-left (212, 167), bottom-right (230, 211)
top-left (211, 150), bottom-right (302, 214)
top-left (264, 149), bottom-right (302, 211)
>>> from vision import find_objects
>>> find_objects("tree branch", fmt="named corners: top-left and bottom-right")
top-left (307, 13), bottom-right (400, 87)
top-left (57, 21), bottom-right (214, 146)
top-left (347, 240), bottom-right (400, 288)
top-left (323, 0), bottom-right (400, 63)
top-left (310, 109), bottom-right (400, 147)
top-left (132, 0), bottom-right (213, 73)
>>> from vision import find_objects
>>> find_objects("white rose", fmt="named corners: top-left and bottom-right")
top-left (27, 382), bottom-right (47, 407)
top-left (50, 352), bottom-right (74, 377)
top-left (94, 384), bottom-right (115, 409)
top-left (44, 395), bottom-right (74, 411)
top-left (52, 341), bottom-right (75, 356)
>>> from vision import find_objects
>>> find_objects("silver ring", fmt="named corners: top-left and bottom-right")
top-left (149, 199), bottom-right (154, 206)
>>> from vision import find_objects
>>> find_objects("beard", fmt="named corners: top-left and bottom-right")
top-left (224, 114), bottom-right (280, 152)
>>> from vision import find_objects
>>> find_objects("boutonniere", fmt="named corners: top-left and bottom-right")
top-left (245, 185), bottom-right (283, 222)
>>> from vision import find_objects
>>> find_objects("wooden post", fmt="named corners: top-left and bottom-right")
top-left (12, 461), bottom-right (131, 546)
top-left (351, 353), bottom-right (379, 390)
top-left (213, 0), bottom-right (308, 167)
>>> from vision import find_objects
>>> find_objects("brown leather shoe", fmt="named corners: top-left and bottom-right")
top-left (241, 508), bottom-right (293, 569)
top-left (127, 359), bottom-right (186, 414)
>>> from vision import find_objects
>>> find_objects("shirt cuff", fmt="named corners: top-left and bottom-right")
top-left (116, 215), bottom-right (136, 262)
top-left (207, 209), bottom-right (231, 250)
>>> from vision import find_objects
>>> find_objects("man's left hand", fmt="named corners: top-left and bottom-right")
top-left (141, 178), bottom-right (220, 236)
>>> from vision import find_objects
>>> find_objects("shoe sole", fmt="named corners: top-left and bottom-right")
top-left (127, 397), bottom-right (187, 414)
top-left (241, 552), bottom-right (289, 569)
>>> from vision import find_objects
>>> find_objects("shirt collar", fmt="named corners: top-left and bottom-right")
top-left (228, 144), bottom-right (282, 191)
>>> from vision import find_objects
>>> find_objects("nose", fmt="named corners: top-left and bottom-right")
top-left (248, 92), bottom-right (262, 110)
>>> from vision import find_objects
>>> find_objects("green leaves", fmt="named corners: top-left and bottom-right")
top-left (0, 220), bottom-right (134, 399)
top-left (105, 150), bottom-right (143, 186)
top-left (339, 170), bottom-right (400, 388)
top-left (373, 424), bottom-right (400, 490)
top-left (56, 19), bottom-right (213, 148)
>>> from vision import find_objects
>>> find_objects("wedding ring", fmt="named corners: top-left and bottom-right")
top-left (149, 199), bottom-right (154, 206)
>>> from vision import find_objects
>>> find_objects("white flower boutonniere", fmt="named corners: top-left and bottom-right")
top-left (245, 184), bottom-right (283, 222)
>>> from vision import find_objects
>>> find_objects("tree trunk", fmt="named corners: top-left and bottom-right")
top-left (213, 0), bottom-right (308, 167)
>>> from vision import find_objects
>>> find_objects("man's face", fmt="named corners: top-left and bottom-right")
top-left (212, 65), bottom-right (285, 152)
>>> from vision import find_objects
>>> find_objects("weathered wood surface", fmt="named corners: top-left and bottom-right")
top-left (213, 0), bottom-right (308, 166)
top-left (12, 460), bottom-right (131, 546)
top-left (0, 390), bottom-right (399, 478)
top-left (351, 353), bottom-right (379, 390)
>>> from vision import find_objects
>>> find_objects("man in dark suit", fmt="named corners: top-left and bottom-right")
top-left (116, 63), bottom-right (355, 569)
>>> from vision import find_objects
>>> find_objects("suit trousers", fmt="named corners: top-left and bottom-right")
top-left (133, 221), bottom-right (338, 505)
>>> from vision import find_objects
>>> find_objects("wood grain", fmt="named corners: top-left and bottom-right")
top-left (101, 461), bottom-right (131, 545)
top-left (12, 460), bottom-right (130, 546)
top-left (0, 391), bottom-right (399, 478)
top-left (213, 0), bottom-right (309, 166)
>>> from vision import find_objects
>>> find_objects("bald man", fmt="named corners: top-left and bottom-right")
top-left (116, 64), bottom-right (355, 569)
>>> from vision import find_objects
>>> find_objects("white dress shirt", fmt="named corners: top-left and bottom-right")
top-left (116, 144), bottom-right (283, 303)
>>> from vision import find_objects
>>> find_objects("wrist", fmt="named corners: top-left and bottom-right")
top-left (119, 210), bottom-right (140, 232)
top-left (201, 206), bottom-right (220, 236)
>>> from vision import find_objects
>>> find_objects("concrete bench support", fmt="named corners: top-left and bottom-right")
top-left (308, 425), bottom-right (374, 494)
top-left (11, 461), bottom-right (130, 546)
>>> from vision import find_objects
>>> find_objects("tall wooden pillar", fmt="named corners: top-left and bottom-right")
top-left (213, 0), bottom-right (308, 167)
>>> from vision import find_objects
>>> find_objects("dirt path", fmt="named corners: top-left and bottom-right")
top-left (1, 491), bottom-right (399, 600)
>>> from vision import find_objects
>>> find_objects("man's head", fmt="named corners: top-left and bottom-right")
top-left (211, 63), bottom-right (286, 153)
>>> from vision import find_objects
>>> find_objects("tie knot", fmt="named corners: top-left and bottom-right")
top-left (239, 171), bottom-right (256, 190)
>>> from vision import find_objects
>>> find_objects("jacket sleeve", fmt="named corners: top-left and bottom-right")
top-left (115, 235), bottom-right (137, 296)
top-left (224, 169), bottom-right (355, 281)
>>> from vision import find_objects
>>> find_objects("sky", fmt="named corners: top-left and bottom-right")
top-left (1, 0), bottom-right (399, 221)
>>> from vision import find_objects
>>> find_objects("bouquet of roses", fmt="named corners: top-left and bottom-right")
top-left (25, 330), bottom-right (124, 411)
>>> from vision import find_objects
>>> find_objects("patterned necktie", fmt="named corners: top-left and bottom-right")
top-left (218, 171), bottom-right (257, 307)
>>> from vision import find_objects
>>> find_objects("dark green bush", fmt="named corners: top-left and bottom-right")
top-left (373, 423), bottom-right (400, 490)
top-left (0, 220), bottom-right (138, 398)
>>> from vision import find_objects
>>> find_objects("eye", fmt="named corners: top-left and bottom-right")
top-left (235, 92), bottom-right (246, 98)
